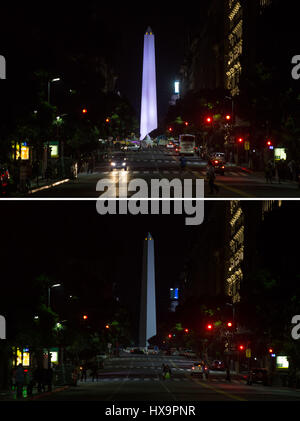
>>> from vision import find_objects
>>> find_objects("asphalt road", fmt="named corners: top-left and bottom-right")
top-left (36, 354), bottom-right (300, 402)
top-left (28, 149), bottom-right (300, 198)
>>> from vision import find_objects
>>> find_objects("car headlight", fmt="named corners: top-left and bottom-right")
top-left (111, 162), bottom-right (116, 166)
top-left (122, 162), bottom-right (126, 166)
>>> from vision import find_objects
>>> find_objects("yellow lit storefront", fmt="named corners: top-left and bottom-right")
top-left (12, 347), bottom-right (31, 367)
top-left (11, 142), bottom-right (30, 161)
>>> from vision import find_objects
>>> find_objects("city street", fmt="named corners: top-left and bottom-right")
top-left (35, 354), bottom-right (300, 402)
top-left (29, 148), bottom-right (300, 198)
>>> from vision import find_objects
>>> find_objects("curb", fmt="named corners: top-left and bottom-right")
top-left (27, 385), bottom-right (70, 400)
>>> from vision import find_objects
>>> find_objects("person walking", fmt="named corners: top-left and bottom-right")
top-left (207, 162), bottom-right (219, 194)
top-left (265, 161), bottom-right (273, 183)
top-left (15, 363), bottom-right (25, 398)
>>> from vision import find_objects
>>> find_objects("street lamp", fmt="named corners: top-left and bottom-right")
top-left (48, 283), bottom-right (61, 308)
top-left (48, 77), bottom-right (61, 104)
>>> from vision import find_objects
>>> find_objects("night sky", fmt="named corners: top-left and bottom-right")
top-left (0, 4), bottom-right (207, 121)
top-left (1, 201), bottom-right (196, 324)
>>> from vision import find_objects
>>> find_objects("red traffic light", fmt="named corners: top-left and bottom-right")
top-left (225, 115), bottom-right (231, 121)
top-left (168, 334), bottom-right (172, 339)
top-left (227, 322), bottom-right (233, 328)
top-left (205, 117), bottom-right (212, 124)
top-left (105, 324), bottom-right (110, 329)
top-left (239, 345), bottom-right (245, 351)
top-left (206, 323), bottom-right (213, 330)
top-left (82, 108), bottom-right (87, 114)
top-left (184, 122), bottom-right (189, 126)
top-left (266, 140), bottom-right (272, 147)
top-left (268, 348), bottom-right (273, 353)
top-left (184, 328), bottom-right (189, 333)
top-left (105, 118), bottom-right (110, 123)
top-left (238, 137), bottom-right (244, 143)
top-left (82, 314), bottom-right (88, 320)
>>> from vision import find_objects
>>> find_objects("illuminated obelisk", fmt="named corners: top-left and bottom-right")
top-left (139, 233), bottom-right (157, 348)
top-left (140, 27), bottom-right (158, 141)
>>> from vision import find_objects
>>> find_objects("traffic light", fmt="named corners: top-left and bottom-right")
top-left (184, 328), bottom-right (189, 333)
top-left (206, 323), bottom-right (213, 330)
top-left (168, 333), bottom-right (172, 339)
top-left (105, 324), bottom-right (110, 329)
top-left (268, 348), bottom-right (273, 354)
top-left (105, 118), bottom-right (110, 123)
top-left (168, 127), bottom-right (173, 132)
top-left (82, 314), bottom-right (88, 320)
top-left (82, 108), bottom-right (87, 114)
top-left (227, 321), bottom-right (233, 328)
top-left (238, 345), bottom-right (245, 351)
top-left (225, 114), bottom-right (231, 121)
top-left (266, 139), bottom-right (273, 149)
top-left (238, 137), bottom-right (244, 144)
top-left (184, 121), bottom-right (189, 127)
top-left (205, 116), bottom-right (213, 124)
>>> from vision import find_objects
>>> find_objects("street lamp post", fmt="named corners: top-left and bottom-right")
top-left (48, 78), bottom-right (61, 105)
top-left (47, 283), bottom-right (61, 308)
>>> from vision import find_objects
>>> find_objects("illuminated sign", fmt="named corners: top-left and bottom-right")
top-left (50, 144), bottom-right (59, 158)
top-left (276, 356), bottom-right (289, 369)
top-left (274, 148), bottom-right (287, 161)
top-left (174, 81), bottom-right (180, 94)
top-left (170, 288), bottom-right (179, 300)
top-left (13, 143), bottom-right (30, 160)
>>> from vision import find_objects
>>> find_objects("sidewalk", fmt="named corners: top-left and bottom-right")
top-left (0, 384), bottom-right (69, 401)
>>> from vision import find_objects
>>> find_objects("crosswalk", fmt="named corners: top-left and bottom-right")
top-left (78, 376), bottom-right (244, 384)
top-left (91, 169), bottom-right (250, 178)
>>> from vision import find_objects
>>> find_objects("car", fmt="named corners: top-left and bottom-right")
top-left (166, 142), bottom-right (175, 149)
top-left (127, 143), bottom-right (140, 151)
top-left (245, 368), bottom-right (269, 385)
top-left (130, 348), bottom-right (144, 355)
top-left (110, 154), bottom-right (128, 171)
top-left (209, 158), bottom-right (225, 175)
top-left (211, 152), bottom-right (226, 162)
top-left (210, 360), bottom-right (225, 371)
top-left (191, 362), bottom-right (209, 378)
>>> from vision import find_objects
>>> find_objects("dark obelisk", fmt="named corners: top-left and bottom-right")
top-left (139, 233), bottom-right (157, 349)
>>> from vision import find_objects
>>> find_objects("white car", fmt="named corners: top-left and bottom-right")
top-left (211, 152), bottom-right (225, 162)
top-left (166, 142), bottom-right (175, 149)
top-left (127, 144), bottom-right (140, 151)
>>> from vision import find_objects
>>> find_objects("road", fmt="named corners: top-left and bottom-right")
top-left (37, 354), bottom-right (300, 402)
top-left (29, 148), bottom-right (300, 198)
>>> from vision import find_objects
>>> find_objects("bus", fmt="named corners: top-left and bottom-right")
top-left (179, 134), bottom-right (196, 156)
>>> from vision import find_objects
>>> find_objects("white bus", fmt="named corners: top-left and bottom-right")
top-left (179, 134), bottom-right (196, 156)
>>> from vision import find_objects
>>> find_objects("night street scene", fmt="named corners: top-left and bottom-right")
top-left (0, 1), bottom-right (300, 198)
top-left (0, 200), bottom-right (300, 405)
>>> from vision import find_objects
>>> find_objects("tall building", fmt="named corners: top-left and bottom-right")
top-left (225, 0), bottom-right (274, 97)
top-left (183, 200), bottom-right (281, 306)
top-left (140, 27), bottom-right (158, 140)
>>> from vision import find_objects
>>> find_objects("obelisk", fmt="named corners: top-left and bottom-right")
top-left (139, 233), bottom-right (157, 348)
top-left (140, 27), bottom-right (158, 141)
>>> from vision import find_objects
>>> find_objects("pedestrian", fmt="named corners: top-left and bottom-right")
top-left (288, 160), bottom-right (297, 181)
top-left (207, 162), bottom-right (219, 194)
top-left (15, 363), bottom-right (25, 398)
top-left (46, 366), bottom-right (53, 391)
top-left (80, 365), bottom-right (87, 382)
top-left (180, 156), bottom-right (187, 172)
top-left (91, 365), bottom-right (98, 382)
top-left (265, 161), bottom-right (273, 183)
